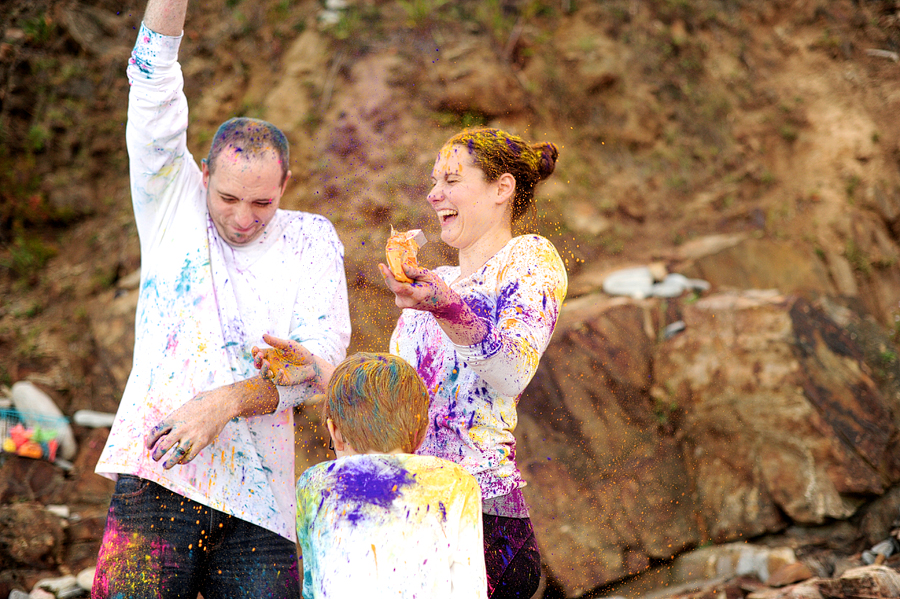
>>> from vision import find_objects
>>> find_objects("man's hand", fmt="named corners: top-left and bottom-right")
top-left (145, 377), bottom-right (278, 469)
top-left (252, 334), bottom-right (333, 392)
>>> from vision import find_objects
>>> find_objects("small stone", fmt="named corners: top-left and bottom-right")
top-left (34, 574), bottom-right (78, 594)
top-left (768, 561), bottom-right (814, 587)
top-left (818, 565), bottom-right (900, 598)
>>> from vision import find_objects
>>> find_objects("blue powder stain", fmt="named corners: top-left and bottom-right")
top-left (438, 501), bottom-right (446, 522)
top-left (333, 459), bottom-right (415, 509)
top-left (132, 54), bottom-right (153, 75)
top-left (175, 258), bottom-right (194, 295)
top-left (446, 355), bottom-right (461, 385)
top-left (141, 274), bottom-right (159, 297)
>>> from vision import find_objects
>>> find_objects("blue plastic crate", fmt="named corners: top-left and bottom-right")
top-left (0, 407), bottom-right (69, 460)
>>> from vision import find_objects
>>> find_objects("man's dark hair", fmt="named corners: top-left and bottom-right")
top-left (206, 117), bottom-right (290, 184)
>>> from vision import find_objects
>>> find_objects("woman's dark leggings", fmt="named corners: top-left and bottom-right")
top-left (483, 514), bottom-right (542, 599)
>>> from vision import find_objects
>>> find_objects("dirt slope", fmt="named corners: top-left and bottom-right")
top-left (1, 0), bottom-right (900, 515)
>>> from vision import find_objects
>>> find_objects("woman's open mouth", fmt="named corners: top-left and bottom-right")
top-left (437, 209), bottom-right (458, 227)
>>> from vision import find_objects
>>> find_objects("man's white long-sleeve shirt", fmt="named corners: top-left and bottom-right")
top-left (95, 24), bottom-right (351, 542)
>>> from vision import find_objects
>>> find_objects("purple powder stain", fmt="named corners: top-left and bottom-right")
top-left (434, 298), bottom-right (466, 323)
top-left (495, 279), bottom-right (521, 316)
top-left (333, 459), bottom-right (415, 510)
top-left (415, 343), bottom-right (441, 391)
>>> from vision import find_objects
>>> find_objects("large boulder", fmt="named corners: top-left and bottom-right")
top-left (517, 291), bottom-right (900, 597)
top-left (518, 295), bottom-right (701, 595)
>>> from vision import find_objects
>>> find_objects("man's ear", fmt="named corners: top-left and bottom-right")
top-left (494, 173), bottom-right (515, 206)
top-left (326, 418), bottom-right (347, 452)
top-left (281, 170), bottom-right (292, 195)
top-left (201, 158), bottom-right (210, 189)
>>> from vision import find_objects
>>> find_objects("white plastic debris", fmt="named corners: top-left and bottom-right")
top-left (73, 410), bottom-right (117, 428)
top-left (45, 504), bottom-right (70, 519)
top-left (663, 320), bottom-right (686, 339)
top-left (602, 267), bottom-right (655, 299)
top-left (10, 381), bottom-right (77, 461)
top-left (652, 273), bottom-right (711, 298)
top-left (602, 267), bottom-right (710, 299)
top-left (76, 567), bottom-right (96, 591)
top-left (34, 575), bottom-right (80, 597)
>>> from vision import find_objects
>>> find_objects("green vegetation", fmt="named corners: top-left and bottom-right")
top-left (1, 234), bottom-right (57, 283)
top-left (22, 14), bottom-right (55, 46)
top-left (846, 174), bottom-right (861, 202)
top-left (432, 110), bottom-right (488, 130)
top-left (652, 396), bottom-right (679, 425)
top-left (845, 238), bottom-right (871, 276)
top-left (321, 3), bottom-right (383, 44)
top-left (779, 125), bottom-right (798, 143)
top-left (398, 0), bottom-right (451, 27)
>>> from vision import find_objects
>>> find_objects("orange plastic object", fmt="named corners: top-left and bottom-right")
top-left (386, 226), bottom-right (426, 283)
top-left (17, 440), bottom-right (43, 459)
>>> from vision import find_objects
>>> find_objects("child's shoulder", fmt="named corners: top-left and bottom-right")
top-left (401, 454), bottom-right (478, 486)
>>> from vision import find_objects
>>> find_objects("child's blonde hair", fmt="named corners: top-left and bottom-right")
top-left (323, 353), bottom-right (430, 454)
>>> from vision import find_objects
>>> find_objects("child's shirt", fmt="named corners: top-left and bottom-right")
top-left (296, 453), bottom-right (487, 598)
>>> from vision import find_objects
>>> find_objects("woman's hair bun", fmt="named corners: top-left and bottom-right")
top-left (534, 142), bottom-right (559, 180)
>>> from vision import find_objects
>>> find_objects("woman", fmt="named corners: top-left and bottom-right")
top-left (255, 127), bottom-right (567, 598)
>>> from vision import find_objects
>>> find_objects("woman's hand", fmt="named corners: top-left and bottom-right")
top-left (379, 262), bottom-right (488, 345)
top-left (252, 334), bottom-right (330, 390)
top-left (378, 262), bottom-right (457, 314)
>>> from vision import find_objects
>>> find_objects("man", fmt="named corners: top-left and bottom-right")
top-left (91, 0), bottom-right (350, 597)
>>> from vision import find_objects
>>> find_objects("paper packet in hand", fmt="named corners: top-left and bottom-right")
top-left (386, 226), bottom-right (427, 283)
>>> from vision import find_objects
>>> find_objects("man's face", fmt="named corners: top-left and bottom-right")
top-left (202, 147), bottom-right (290, 246)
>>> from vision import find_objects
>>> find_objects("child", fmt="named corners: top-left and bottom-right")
top-left (264, 350), bottom-right (487, 598)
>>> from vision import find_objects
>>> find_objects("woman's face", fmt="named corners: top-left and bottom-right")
top-left (427, 144), bottom-right (509, 251)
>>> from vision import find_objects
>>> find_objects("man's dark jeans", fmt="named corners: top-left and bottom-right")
top-left (92, 475), bottom-right (300, 599)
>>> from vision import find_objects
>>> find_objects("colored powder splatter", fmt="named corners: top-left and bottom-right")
top-left (333, 459), bottom-right (415, 509)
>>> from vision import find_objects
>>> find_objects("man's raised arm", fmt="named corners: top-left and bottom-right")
top-left (144, 0), bottom-right (188, 36)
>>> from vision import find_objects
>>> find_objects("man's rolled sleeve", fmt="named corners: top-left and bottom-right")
top-left (274, 219), bottom-right (351, 412)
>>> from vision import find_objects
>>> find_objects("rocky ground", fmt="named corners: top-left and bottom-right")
top-left (2, 0), bottom-right (900, 597)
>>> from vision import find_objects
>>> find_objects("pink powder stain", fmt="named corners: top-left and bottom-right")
top-left (93, 513), bottom-right (180, 598)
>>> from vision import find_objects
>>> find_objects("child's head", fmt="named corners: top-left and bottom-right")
top-left (323, 352), bottom-right (430, 454)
